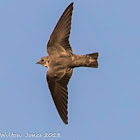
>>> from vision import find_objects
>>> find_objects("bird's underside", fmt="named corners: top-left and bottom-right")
top-left (37, 2), bottom-right (99, 124)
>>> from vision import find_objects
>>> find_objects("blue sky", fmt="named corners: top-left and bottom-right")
top-left (0, 0), bottom-right (140, 139)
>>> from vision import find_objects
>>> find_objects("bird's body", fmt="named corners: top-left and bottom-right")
top-left (37, 2), bottom-right (99, 124)
top-left (49, 55), bottom-right (72, 69)
top-left (41, 53), bottom-right (98, 69)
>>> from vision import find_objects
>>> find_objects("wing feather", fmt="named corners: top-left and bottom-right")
top-left (46, 69), bottom-right (73, 124)
top-left (47, 3), bottom-right (74, 55)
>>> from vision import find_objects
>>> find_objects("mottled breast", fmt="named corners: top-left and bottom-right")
top-left (48, 55), bottom-right (72, 70)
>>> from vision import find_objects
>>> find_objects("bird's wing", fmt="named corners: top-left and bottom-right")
top-left (46, 68), bottom-right (73, 124)
top-left (47, 3), bottom-right (73, 56)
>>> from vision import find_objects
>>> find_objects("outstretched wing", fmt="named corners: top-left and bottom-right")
top-left (46, 68), bottom-right (73, 124)
top-left (47, 3), bottom-right (74, 56)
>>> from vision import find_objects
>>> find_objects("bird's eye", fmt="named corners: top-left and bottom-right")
top-left (41, 59), bottom-right (44, 62)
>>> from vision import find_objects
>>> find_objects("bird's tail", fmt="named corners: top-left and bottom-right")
top-left (83, 52), bottom-right (98, 68)
top-left (73, 52), bottom-right (99, 68)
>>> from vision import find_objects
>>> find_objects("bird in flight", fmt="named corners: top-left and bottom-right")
top-left (36, 2), bottom-right (99, 124)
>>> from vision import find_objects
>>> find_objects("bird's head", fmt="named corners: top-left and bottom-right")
top-left (36, 56), bottom-right (49, 67)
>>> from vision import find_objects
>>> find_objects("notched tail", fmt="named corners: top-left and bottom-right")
top-left (85, 52), bottom-right (99, 68)
top-left (72, 53), bottom-right (99, 68)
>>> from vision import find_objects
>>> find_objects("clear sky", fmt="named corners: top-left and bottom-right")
top-left (0, 0), bottom-right (140, 140)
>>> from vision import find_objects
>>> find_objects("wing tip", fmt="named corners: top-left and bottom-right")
top-left (69, 2), bottom-right (74, 8)
top-left (70, 2), bottom-right (74, 5)
top-left (64, 119), bottom-right (68, 125)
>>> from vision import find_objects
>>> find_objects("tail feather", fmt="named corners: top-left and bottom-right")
top-left (72, 53), bottom-right (99, 68)
top-left (85, 52), bottom-right (99, 68)
top-left (87, 52), bottom-right (98, 60)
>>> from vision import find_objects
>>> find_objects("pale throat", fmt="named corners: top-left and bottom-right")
top-left (43, 61), bottom-right (49, 67)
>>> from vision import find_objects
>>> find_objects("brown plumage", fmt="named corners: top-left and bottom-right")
top-left (36, 2), bottom-right (99, 124)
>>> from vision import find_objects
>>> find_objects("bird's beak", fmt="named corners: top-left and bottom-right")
top-left (36, 62), bottom-right (40, 64)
